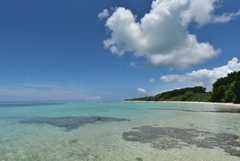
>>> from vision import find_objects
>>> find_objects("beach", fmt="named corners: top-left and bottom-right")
top-left (160, 101), bottom-right (240, 108)
top-left (126, 100), bottom-right (240, 108)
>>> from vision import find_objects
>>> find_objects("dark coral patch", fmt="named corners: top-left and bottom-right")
top-left (123, 126), bottom-right (240, 157)
top-left (20, 116), bottom-right (129, 130)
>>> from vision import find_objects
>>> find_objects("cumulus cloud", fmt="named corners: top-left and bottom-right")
top-left (102, 0), bottom-right (240, 69)
top-left (98, 9), bottom-right (109, 19)
top-left (138, 88), bottom-right (147, 93)
top-left (160, 58), bottom-right (240, 90)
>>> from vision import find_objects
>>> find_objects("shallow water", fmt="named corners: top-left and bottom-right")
top-left (1, 101), bottom-right (240, 161)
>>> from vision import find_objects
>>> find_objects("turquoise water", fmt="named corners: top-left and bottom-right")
top-left (1, 101), bottom-right (240, 161)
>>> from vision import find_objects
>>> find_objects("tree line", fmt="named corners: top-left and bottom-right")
top-left (211, 71), bottom-right (240, 103)
top-left (125, 71), bottom-right (240, 103)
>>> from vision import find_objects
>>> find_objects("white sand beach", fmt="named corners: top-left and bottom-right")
top-left (160, 101), bottom-right (240, 108)
top-left (125, 100), bottom-right (240, 108)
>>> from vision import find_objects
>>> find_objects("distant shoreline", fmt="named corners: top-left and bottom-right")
top-left (161, 101), bottom-right (240, 108)
top-left (125, 100), bottom-right (240, 108)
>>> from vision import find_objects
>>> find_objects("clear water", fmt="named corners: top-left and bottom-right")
top-left (1, 101), bottom-right (240, 161)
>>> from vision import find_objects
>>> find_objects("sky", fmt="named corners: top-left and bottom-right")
top-left (0, 0), bottom-right (240, 101)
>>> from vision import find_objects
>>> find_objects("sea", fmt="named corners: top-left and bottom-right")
top-left (1, 101), bottom-right (240, 161)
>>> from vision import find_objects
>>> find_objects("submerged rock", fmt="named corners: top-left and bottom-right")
top-left (208, 109), bottom-right (240, 113)
top-left (123, 126), bottom-right (240, 157)
top-left (20, 116), bottom-right (129, 130)
top-left (225, 148), bottom-right (240, 157)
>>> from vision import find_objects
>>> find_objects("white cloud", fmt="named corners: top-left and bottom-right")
top-left (90, 96), bottom-right (101, 100)
top-left (160, 57), bottom-right (240, 90)
top-left (129, 61), bottom-right (142, 68)
top-left (138, 88), bottom-right (147, 93)
top-left (129, 61), bottom-right (136, 67)
top-left (150, 78), bottom-right (155, 83)
top-left (212, 10), bottom-right (240, 23)
top-left (102, 0), bottom-right (239, 69)
top-left (129, 61), bottom-right (138, 68)
top-left (98, 9), bottom-right (110, 19)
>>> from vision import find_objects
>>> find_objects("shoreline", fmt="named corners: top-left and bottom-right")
top-left (125, 100), bottom-right (240, 108)
top-left (161, 101), bottom-right (240, 108)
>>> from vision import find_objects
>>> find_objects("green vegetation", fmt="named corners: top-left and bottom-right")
top-left (125, 86), bottom-right (212, 102)
top-left (211, 71), bottom-right (240, 103)
top-left (125, 71), bottom-right (240, 103)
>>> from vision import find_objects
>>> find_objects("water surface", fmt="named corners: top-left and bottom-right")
top-left (1, 101), bottom-right (240, 161)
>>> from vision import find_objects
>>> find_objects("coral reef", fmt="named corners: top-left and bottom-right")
top-left (123, 126), bottom-right (240, 157)
top-left (20, 116), bottom-right (129, 130)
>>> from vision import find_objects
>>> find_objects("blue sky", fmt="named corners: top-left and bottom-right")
top-left (0, 0), bottom-right (240, 101)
